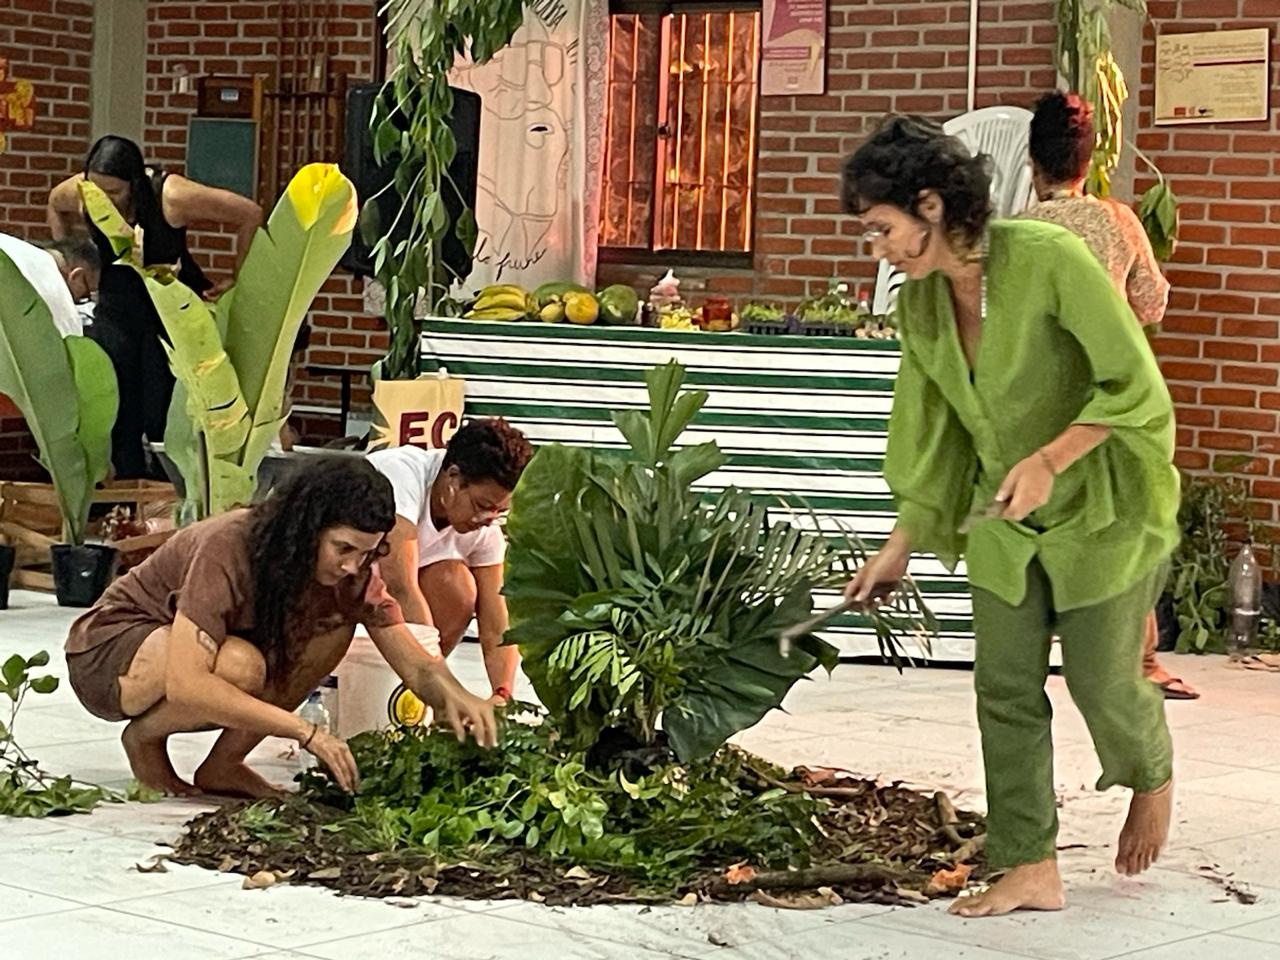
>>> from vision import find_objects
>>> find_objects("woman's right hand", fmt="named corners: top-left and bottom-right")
top-left (844, 544), bottom-right (911, 607)
top-left (304, 728), bottom-right (361, 793)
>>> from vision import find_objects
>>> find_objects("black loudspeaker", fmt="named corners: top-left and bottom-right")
top-left (339, 83), bottom-right (481, 283)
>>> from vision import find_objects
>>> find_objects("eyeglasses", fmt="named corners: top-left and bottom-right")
top-left (459, 487), bottom-right (509, 524)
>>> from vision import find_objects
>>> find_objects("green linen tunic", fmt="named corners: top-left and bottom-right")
top-left (885, 219), bottom-right (1180, 611)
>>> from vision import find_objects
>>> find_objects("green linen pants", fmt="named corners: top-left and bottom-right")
top-left (971, 558), bottom-right (1173, 868)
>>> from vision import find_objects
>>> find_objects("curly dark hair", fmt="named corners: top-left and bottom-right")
top-left (1029, 91), bottom-right (1095, 185)
top-left (841, 115), bottom-right (993, 247)
top-left (248, 455), bottom-right (396, 678)
top-left (441, 418), bottom-right (533, 491)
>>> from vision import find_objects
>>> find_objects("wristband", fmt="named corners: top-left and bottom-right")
top-left (300, 722), bottom-right (318, 750)
top-left (493, 685), bottom-right (512, 701)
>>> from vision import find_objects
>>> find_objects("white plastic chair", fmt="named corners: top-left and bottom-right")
top-left (943, 105), bottom-right (1035, 219)
top-left (871, 106), bottom-right (1035, 316)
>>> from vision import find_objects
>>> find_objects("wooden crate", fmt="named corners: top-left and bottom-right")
top-left (0, 480), bottom-right (180, 592)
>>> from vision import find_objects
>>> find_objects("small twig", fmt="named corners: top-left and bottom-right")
top-left (951, 833), bottom-right (986, 864)
top-left (934, 791), bottom-right (963, 846)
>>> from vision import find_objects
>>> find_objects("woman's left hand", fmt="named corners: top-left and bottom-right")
top-left (995, 453), bottom-right (1056, 522)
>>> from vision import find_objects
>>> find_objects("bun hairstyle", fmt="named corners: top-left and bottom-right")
top-left (841, 114), bottom-right (993, 248)
top-left (1029, 91), bottom-right (1095, 185)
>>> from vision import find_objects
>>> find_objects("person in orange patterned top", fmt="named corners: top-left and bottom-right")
top-left (1023, 91), bottom-right (1195, 701)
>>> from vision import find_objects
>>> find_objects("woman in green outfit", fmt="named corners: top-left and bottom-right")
top-left (842, 116), bottom-right (1179, 917)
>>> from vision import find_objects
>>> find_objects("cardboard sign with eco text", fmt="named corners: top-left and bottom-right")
top-left (368, 374), bottom-right (464, 451)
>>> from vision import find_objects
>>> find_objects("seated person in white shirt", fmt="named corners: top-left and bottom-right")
top-left (367, 418), bottom-right (533, 706)
top-left (0, 233), bottom-right (99, 336)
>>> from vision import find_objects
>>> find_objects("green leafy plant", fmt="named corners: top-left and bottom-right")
top-left (0, 253), bottom-right (118, 545)
top-left (296, 711), bottom-right (826, 894)
top-left (1170, 473), bottom-right (1263, 653)
top-left (504, 362), bottom-right (933, 761)
top-left (81, 165), bottom-right (357, 518)
top-left (0, 652), bottom-right (116, 817)
top-left (1054, 0), bottom-right (1179, 259)
top-left (797, 280), bottom-right (865, 327)
top-left (367, 0), bottom-right (527, 381)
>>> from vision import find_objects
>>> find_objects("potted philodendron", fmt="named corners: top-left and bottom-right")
top-left (0, 253), bottom-right (120, 606)
top-left (81, 164), bottom-right (357, 519)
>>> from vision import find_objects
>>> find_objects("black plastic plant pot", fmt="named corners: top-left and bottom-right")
top-left (50, 544), bottom-right (119, 608)
top-left (0, 543), bottom-right (14, 610)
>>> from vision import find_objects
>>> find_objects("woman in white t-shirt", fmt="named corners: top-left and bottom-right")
top-left (367, 419), bottom-right (533, 705)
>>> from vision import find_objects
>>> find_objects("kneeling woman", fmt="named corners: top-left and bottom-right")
top-left (65, 457), bottom-right (497, 798)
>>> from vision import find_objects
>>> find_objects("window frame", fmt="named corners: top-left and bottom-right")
top-left (599, 0), bottom-right (763, 268)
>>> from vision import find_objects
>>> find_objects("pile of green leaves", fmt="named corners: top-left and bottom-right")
top-left (503, 362), bottom-right (931, 761)
top-left (290, 713), bottom-right (824, 894)
top-left (1, 652), bottom-right (115, 817)
top-left (1171, 473), bottom-right (1263, 653)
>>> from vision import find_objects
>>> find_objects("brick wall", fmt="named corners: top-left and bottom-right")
top-left (601, 0), bottom-right (1058, 303)
top-left (0, 0), bottom-right (94, 239)
top-left (1137, 0), bottom-right (1280, 525)
top-left (143, 0), bottom-right (384, 412)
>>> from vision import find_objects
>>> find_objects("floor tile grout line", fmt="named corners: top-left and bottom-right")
top-left (844, 911), bottom-right (1053, 960)
top-left (98, 897), bottom-right (351, 954)
top-left (1096, 926), bottom-right (1267, 959)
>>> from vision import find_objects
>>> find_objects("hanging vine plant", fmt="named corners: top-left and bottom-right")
top-left (1054, 0), bottom-right (1180, 260)
top-left (366, 0), bottom-right (528, 381)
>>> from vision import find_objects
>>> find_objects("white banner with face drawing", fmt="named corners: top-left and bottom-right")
top-left (449, 0), bottom-right (608, 290)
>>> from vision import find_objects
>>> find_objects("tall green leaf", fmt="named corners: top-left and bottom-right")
top-left (145, 273), bottom-right (254, 514)
top-left (63, 336), bottom-right (118, 492)
top-left (0, 252), bottom-right (93, 543)
top-left (222, 163), bottom-right (357, 458)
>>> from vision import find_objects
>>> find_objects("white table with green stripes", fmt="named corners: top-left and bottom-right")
top-left (421, 319), bottom-right (976, 661)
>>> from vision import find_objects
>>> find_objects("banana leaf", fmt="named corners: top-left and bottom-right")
top-left (222, 163), bottom-right (357, 472)
top-left (0, 252), bottom-right (115, 544)
top-left (78, 179), bottom-right (137, 264)
top-left (65, 336), bottom-right (119, 493)
top-left (83, 167), bottom-right (356, 519)
top-left (145, 273), bottom-right (255, 514)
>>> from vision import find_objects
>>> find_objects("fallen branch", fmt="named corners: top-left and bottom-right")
top-left (709, 862), bottom-right (908, 897)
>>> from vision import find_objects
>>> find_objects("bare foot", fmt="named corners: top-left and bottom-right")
top-left (1116, 779), bottom-right (1173, 876)
top-left (193, 760), bottom-right (285, 799)
top-left (121, 724), bottom-right (201, 797)
top-left (948, 858), bottom-right (1066, 918)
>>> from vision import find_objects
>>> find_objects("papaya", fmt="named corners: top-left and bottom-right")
top-left (597, 284), bottom-right (639, 325)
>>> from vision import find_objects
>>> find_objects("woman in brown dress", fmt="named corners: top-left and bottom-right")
top-left (65, 457), bottom-right (497, 798)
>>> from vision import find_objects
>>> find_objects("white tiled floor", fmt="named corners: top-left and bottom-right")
top-left (2, 589), bottom-right (1279, 959)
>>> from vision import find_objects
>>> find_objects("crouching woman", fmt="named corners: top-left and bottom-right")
top-left (64, 456), bottom-right (497, 798)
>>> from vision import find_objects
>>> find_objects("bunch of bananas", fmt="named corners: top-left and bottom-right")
top-left (463, 284), bottom-right (535, 321)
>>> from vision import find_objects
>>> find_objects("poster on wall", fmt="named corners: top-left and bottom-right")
top-left (447, 0), bottom-right (608, 290)
top-left (761, 0), bottom-right (827, 97)
top-left (1155, 27), bottom-right (1271, 125)
top-left (0, 57), bottom-right (37, 154)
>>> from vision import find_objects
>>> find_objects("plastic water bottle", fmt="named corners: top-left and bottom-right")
top-left (1228, 542), bottom-right (1262, 660)
top-left (297, 690), bottom-right (331, 771)
top-left (319, 675), bottom-right (339, 737)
